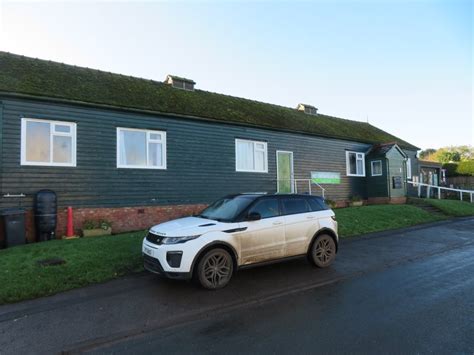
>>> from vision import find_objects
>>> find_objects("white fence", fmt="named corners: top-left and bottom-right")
top-left (407, 181), bottom-right (474, 203)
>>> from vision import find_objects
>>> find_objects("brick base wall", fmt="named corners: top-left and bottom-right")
top-left (24, 204), bottom-right (207, 242)
top-left (11, 197), bottom-right (408, 244)
top-left (366, 197), bottom-right (407, 205)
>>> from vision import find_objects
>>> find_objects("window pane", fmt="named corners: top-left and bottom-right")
top-left (149, 133), bottom-right (161, 141)
top-left (307, 197), bottom-right (328, 211)
top-left (282, 198), bottom-right (310, 215)
top-left (53, 135), bottom-right (72, 163)
top-left (26, 121), bottom-right (50, 162)
top-left (148, 142), bottom-right (163, 167)
top-left (372, 161), bottom-right (382, 175)
top-left (119, 130), bottom-right (146, 166)
top-left (55, 124), bottom-right (71, 133)
top-left (236, 141), bottom-right (254, 170)
top-left (255, 150), bottom-right (265, 171)
top-left (356, 159), bottom-right (363, 175)
top-left (248, 199), bottom-right (279, 219)
top-left (349, 153), bottom-right (357, 174)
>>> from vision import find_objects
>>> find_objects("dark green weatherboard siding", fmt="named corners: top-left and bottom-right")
top-left (366, 158), bottom-right (389, 198)
top-left (386, 148), bottom-right (407, 198)
top-left (0, 52), bottom-right (418, 150)
top-left (0, 98), bottom-right (378, 209)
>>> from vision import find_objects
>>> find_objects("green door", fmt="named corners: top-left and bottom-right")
top-left (277, 151), bottom-right (294, 193)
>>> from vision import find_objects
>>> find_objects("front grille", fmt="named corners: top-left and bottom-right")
top-left (146, 231), bottom-right (164, 245)
top-left (143, 254), bottom-right (164, 274)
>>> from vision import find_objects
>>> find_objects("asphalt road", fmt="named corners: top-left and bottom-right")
top-left (0, 218), bottom-right (473, 354)
top-left (93, 243), bottom-right (474, 354)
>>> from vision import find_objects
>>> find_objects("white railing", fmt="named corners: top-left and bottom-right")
top-left (276, 179), bottom-right (326, 198)
top-left (407, 181), bottom-right (474, 203)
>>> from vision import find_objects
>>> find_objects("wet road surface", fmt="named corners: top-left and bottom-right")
top-left (93, 243), bottom-right (474, 354)
top-left (0, 218), bottom-right (473, 354)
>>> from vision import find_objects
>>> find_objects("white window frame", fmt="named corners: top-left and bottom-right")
top-left (371, 160), bottom-right (383, 176)
top-left (116, 127), bottom-right (167, 170)
top-left (406, 158), bottom-right (412, 179)
top-left (346, 151), bottom-right (366, 177)
top-left (21, 118), bottom-right (77, 167)
top-left (235, 138), bottom-right (268, 173)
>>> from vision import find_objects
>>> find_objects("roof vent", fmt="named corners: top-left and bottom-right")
top-left (297, 103), bottom-right (318, 116)
top-left (165, 75), bottom-right (195, 91)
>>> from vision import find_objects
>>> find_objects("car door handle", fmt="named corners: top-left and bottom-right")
top-left (272, 221), bottom-right (283, 225)
top-left (306, 216), bottom-right (316, 219)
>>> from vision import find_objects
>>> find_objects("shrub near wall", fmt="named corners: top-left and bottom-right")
top-left (456, 161), bottom-right (474, 176)
top-left (443, 161), bottom-right (474, 177)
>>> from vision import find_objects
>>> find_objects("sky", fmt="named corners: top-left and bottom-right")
top-left (0, 0), bottom-right (472, 150)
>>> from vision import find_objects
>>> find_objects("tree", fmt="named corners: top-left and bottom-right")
top-left (419, 148), bottom-right (437, 160)
top-left (419, 146), bottom-right (474, 163)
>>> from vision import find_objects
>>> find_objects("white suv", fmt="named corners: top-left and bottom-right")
top-left (142, 194), bottom-right (338, 289)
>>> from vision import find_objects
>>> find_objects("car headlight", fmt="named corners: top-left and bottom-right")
top-left (161, 235), bottom-right (201, 244)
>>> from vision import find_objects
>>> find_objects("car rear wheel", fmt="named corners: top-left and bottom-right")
top-left (310, 234), bottom-right (336, 268)
top-left (196, 248), bottom-right (234, 290)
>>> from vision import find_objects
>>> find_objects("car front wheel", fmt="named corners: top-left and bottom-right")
top-left (309, 234), bottom-right (336, 268)
top-left (196, 248), bottom-right (234, 290)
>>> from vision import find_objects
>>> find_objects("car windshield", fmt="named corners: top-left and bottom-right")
top-left (198, 195), bottom-right (256, 222)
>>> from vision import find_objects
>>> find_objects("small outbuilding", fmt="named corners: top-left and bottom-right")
top-left (365, 143), bottom-right (409, 204)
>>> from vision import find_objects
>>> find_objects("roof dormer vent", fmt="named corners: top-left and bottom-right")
top-left (165, 75), bottom-right (195, 91)
top-left (297, 103), bottom-right (318, 116)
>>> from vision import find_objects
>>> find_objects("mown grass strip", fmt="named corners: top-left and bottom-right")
top-left (335, 204), bottom-right (445, 238)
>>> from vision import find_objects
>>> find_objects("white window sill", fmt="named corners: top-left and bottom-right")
top-left (236, 169), bottom-right (268, 173)
top-left (21, 162), bottom-right (76, 167)
top-left (117, 165), bottom-right (167, 170)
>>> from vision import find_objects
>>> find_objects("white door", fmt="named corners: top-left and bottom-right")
top-left (280, 197), bottom-right (319, 257)
top-left (277, 151), bottom-right (294, 193)
top-left (239, 198), bottom-right (286, 265)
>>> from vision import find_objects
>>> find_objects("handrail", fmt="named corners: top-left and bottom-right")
top-left (407, 180), bottom-right (473, 203)
top-left (276, 179), bottom-right (326, 198)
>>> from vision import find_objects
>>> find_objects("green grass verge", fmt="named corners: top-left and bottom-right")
top-left (422, 199), bottom-right (474, 217)
top-left (0, 231), bottom-right (144, 304)
top-left (335, 204), bottom-right (445, 238)
top-left (0, 203), bottom-right (453, 304)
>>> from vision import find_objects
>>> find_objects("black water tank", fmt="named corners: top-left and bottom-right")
top-left (0, 209), bottom-right (26, 247)
top-left (35, 190), bottom-right (57, 242)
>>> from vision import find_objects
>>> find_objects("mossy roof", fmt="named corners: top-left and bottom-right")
top-left (367, 143), bottom-right (407, 158)
top-left (0, 52), bottom-right (418, 150)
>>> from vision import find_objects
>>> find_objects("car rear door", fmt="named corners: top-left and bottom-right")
top-left (238, 198), bottom-right (286, 265)
top-left (281, 197), bottom-right (319, 257)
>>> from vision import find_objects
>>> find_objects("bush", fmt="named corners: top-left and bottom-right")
top-left (456, 161), bottom-right (474, 176)
top-left (443, 163), bottom-right (458, 177)
top-left (443, 161), bottom-right (474, 176)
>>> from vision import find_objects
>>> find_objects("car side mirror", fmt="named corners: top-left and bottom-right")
top-left (247, 212), bottom-right (261, 221)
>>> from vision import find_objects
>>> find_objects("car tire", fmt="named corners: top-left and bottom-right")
top-left (309, 234), bottom-right (336, 268)
top-left (196, 248), bottom-right (234, 290)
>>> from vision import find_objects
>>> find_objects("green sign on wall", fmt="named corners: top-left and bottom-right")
top-left (311, 172), bottom-right (341, 184)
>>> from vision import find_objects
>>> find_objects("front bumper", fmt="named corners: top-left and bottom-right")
top-left (142, 238), bottom-right (196, 279)
top-left (143, 254), bottom-right (192, 280)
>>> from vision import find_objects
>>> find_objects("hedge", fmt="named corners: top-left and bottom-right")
top-left (443, 161), bottom-right (474, 176)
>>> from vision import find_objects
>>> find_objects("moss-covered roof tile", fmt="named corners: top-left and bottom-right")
top-left (0, 52), bottom-right (418, 150)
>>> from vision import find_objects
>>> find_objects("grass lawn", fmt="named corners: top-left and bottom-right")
top-left (421, 199), bottom-right (474, 217)
top-left (0, 231), bottom-right (144, 304)
top-left (335, 204), bottom-right (445, 238)
top-left (0, 203), bottom-right (457, 304)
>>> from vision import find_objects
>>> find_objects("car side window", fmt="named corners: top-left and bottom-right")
top-left (307, 197), bottom-right (328, 212)
top-left (281, 198), bottom-right (311, 215)
top-left (247, 199), bottom-right (280, 219)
